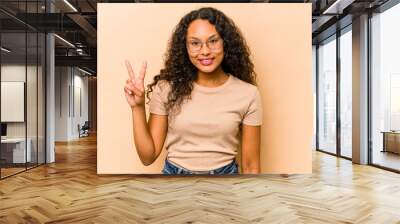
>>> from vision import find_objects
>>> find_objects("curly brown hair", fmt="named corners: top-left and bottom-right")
top-left (146, 7), bottom-right (257, 115)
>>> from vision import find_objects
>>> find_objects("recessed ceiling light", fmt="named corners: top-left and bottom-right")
top-left (1, 47), bottom-right (11, 53)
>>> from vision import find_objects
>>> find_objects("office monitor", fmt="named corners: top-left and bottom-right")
top-left (1, 123), bottom-right (7, 137)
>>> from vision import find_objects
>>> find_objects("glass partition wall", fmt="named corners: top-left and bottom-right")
top-left (316, 26), bottom-right (353, 160)
top-left (339, 26), bottom-right (352, 159)
top-left (317, 35), bottom-right (337, 155)
top-left (0, 1), bottom-right (46, 179)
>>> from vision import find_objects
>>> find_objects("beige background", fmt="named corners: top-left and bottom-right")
top-left (97, 3), bottom-right (313, 174)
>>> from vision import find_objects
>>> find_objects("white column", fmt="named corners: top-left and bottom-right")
top-left (352, 14), bottom-right (369, 164)
top-left (45, 0), bottom-right (56, 163)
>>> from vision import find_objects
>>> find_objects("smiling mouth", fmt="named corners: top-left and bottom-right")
top-left (198, 58), bottom-right (214, 66)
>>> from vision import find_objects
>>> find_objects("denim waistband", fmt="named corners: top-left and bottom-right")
top-left (163, 159), bottom-right (239, 175)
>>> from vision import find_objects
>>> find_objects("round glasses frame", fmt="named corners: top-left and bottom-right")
top-left (186, 37), bottom-right (223, 53)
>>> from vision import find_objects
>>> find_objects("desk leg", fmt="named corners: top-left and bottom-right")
top-left (382, 133), bottom-right (386, 152)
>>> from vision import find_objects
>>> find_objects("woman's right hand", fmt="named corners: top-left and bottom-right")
top-left (124, 60), bottom-right (147, 108)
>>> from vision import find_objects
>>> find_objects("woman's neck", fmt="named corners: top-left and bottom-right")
top-left (195, 67), bottom-right (229, 87)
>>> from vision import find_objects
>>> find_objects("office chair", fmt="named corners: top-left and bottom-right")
top-left (79, 121), bottom-right (90, 138)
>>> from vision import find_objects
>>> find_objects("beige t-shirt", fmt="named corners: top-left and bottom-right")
top-left (149, 74), bottom-right (263, 171)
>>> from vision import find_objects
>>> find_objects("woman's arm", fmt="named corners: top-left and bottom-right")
top-left (124, 60), bottom-right (168, 166)
top-left (131, 107), bottom-right (168, 166)
top-left (241, 124), bottom-right (261, 174)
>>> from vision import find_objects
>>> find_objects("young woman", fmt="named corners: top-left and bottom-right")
top-left (124, 7), bottom-right (262, 175)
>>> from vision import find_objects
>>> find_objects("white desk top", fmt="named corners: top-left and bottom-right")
top-left (1, 138), bottom-right (28, 143)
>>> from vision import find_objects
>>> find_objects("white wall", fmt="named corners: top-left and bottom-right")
top-left (1, 65), bottom-right (37, 138)
top-left (55, 66), bottom-right (70, 141)
top-left (72, 73), bottom-right (89, 138)
top-left (55, 67), bottom-right (89, 141)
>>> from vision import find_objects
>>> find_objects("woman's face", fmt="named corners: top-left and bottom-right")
top-left (186, 19), bottom-right (224, 74)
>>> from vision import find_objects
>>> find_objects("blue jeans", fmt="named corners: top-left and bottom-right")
top-left (162, 159), bottom-right (239, 175)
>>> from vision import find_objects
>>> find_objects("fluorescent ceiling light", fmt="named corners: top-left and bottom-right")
top-left (54, 34), bottom-right (75, 48)
top-left (78, 67), bottom-right (93, 76)
top-left (322, 0), bottom-right (355, 14)
top-left (1, 47), bottom-right (11, 53)
top-left (63, 0), bottom-right (78, 12)
top-left (322, 0), bottom-right (354, 15)
top-left (323, 0), bottom-right (342, 14)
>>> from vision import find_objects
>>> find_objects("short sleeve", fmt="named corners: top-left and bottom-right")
top-left (242, 88), bottom-right (263, 126)
top-left (149, 81), bottom-right (169, 115)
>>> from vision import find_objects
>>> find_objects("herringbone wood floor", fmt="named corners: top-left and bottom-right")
top-left (1, 134), bottom-right (400, 224)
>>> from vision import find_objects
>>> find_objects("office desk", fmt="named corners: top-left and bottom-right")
top-left (381, 131), bottom-right (400, 154)
top-left (1, 138), bottom-right (32, 163)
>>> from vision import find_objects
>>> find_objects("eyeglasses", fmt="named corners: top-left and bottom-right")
top-left (186, 37), bottom-right (223, 53)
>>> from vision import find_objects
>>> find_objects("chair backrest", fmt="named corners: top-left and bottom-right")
top-left (82, 121), bottom-right (90, 129)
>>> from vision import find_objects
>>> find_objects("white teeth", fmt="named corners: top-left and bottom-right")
top-left (200, 59), bottom-right (213, 65)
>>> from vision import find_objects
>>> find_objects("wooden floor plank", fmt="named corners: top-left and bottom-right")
top-left (0, 134), bottom-right (400, 223)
